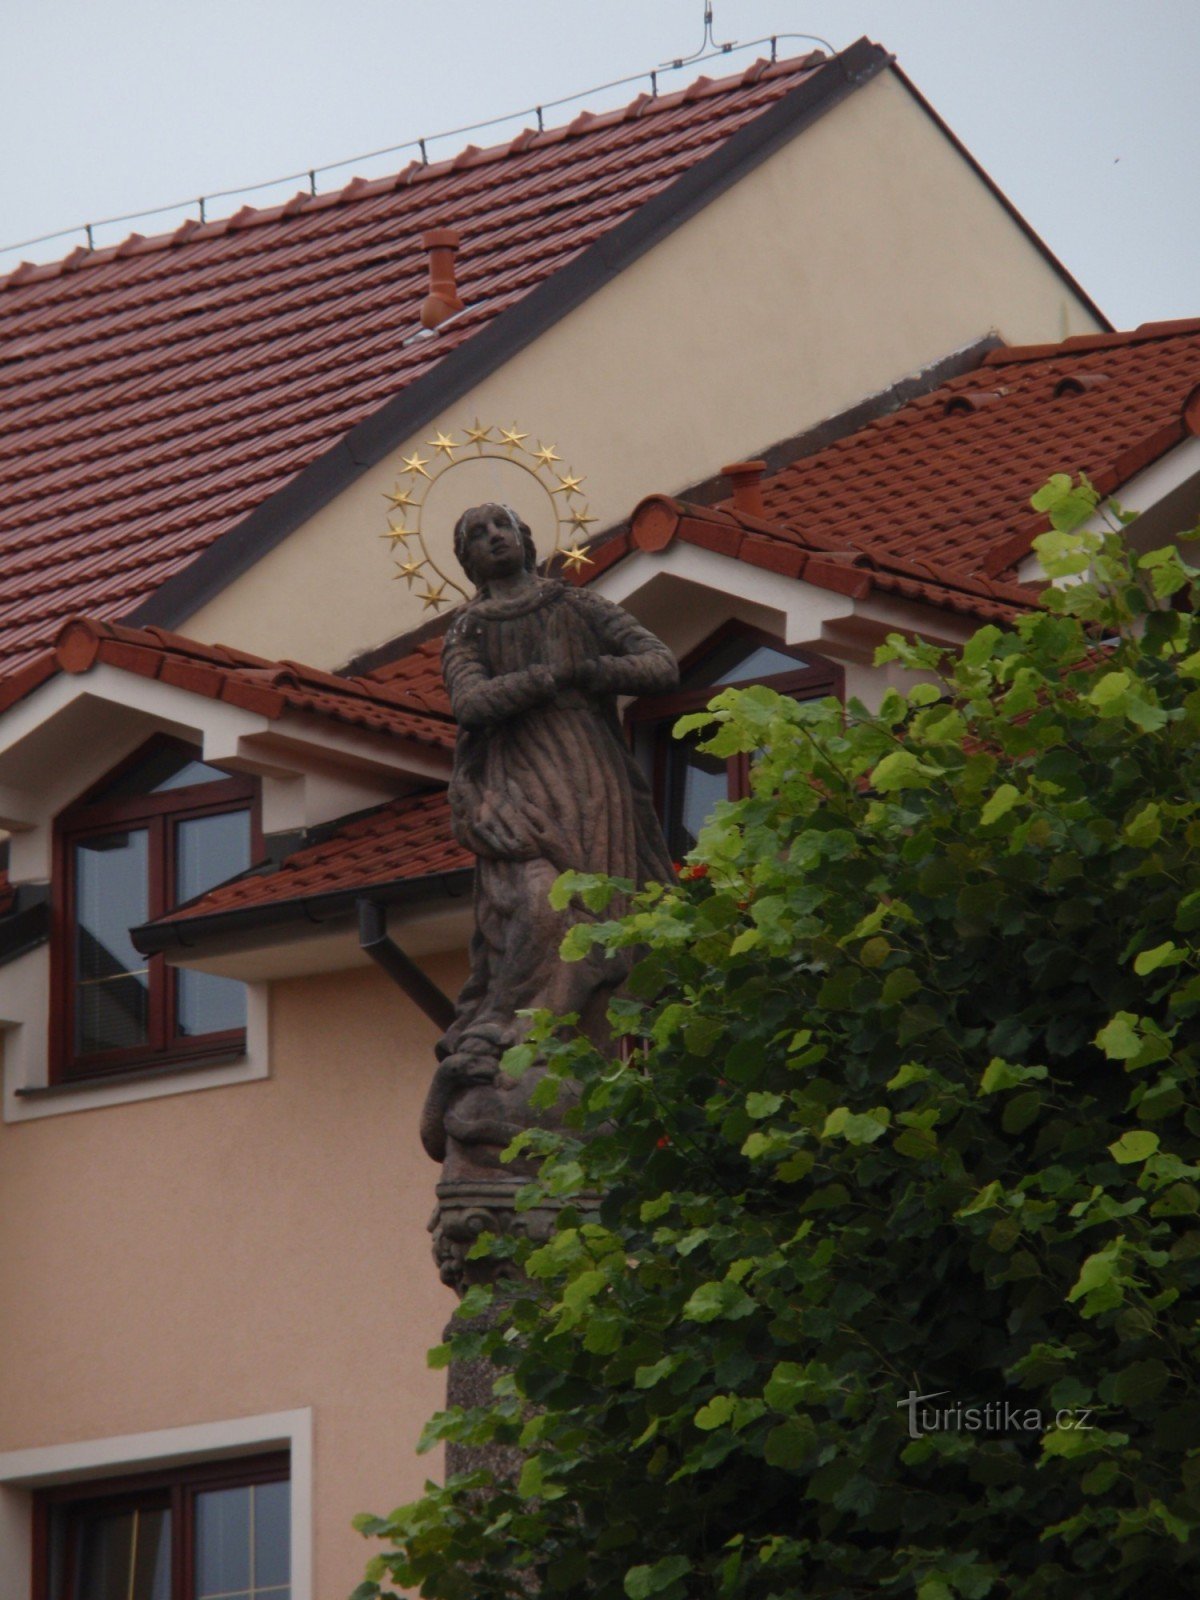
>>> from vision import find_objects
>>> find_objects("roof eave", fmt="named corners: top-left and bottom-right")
top-left (131, 864), bottom-right (474, 957)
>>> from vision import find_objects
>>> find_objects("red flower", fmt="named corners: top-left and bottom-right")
top-left (656, 1135), bottom-right (672, 1149)
top-left (680, 861), bottom-right (710, 881)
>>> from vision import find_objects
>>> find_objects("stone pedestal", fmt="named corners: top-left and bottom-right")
top-left (430, 1178), bottom-right (565, 1482)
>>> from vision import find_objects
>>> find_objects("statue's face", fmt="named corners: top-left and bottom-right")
top-left (459, 504), bottom-right (526, 585)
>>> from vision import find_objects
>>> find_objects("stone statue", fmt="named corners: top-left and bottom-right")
top-left (422, 503), bottom-right (677, 1285)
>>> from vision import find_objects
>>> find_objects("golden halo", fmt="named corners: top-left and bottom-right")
top-left (379, 420), bottom-right (597, 611)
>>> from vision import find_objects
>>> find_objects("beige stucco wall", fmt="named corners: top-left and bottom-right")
top-left (183, 66), bottom-right (1102, 670)
top-left (0, 960), bottom-right (461, 1599)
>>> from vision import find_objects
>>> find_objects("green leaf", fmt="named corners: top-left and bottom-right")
top-left (1109, 1130), bottom-right (1160, 1164)
top-left (871, 750), bottom-right (936, 793)
top-left (881, 968), bottom-right (921, 1006)
top-left (1096, 1013), bottom-right (1141, 1060)
top-left (860, 936), bottom-right (890, 967)
top-left (1134, 941), bottom-right (1183, 976)
top-left (958, 1180), bottom-right (1003, 1217)
top-left (694, 1394), bottom-right (737, 1431)
top-left (1067, 1241), bottom-right (1122, 1303)
top-left (961, 625), bottom-right (1002, 668)
top-left (1111, 1358), bottom-right (1169, 1407)
top-left (980, 783), bottom-right (1021, 825)
top-left (1089, 670), bottom-right (1130, 708)
top-left (745, 1091), bottom-right (783, 1118)
top-left (1124, 802), bottom-right (1162, 847)
top-left (625, 1556), bottom-right (691, 1599)
top-left (979, 1057), bottom-right (1047, 1094)
top-left (763, 1419), bottom-right (814, 1469)
top-left (887, 1061), bottom-right (930, 1090)
top-left (681, 1279), bottom-right (755, 1323)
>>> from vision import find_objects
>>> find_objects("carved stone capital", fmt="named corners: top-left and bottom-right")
top-left (429, 1178), bottom-right (564, 1293)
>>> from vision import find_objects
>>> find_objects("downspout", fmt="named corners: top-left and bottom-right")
top-left (357, 898), bottom-right (456, 1031)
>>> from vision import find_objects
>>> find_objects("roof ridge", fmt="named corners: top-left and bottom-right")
top-left (0, 50), bottom-right (826, 294)
top-left (985, 316), bottom-right (1200, 367)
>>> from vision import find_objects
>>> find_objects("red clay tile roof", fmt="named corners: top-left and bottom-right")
top-left (151, 789), bottom-right (469, 929)
top-left (0, 616), bottom-right (456, 749)
top-left (742, 318), bottom-right (1200, 583)
top-left (366, 634), bottom-right (451, 715)
top-left (0, 49), bottom-right (837, 673)
top-left (623, 498), bottom-right (1038, 624)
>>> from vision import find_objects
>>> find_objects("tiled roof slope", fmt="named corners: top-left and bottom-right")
top-left (150, 789), bottom-right (469, 930)
top-left (0, 50), bottom-right (837, 673)
top-left (0, 616), bottom-right (456, 749)
top-left (741, 319), bottom-right (1200, 581)
top-left (367, 635), bottom-right (451, 715)
top-left (621, 496), bottom-right (1037, 624)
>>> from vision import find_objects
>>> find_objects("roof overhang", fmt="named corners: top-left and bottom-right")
top-left (0, 662), bottom-right (449, 885)
top-left (1018, 434), bottom-right (1200, 583)
top-left (133, 866), bottom-right (473, 981)
top-left (593, 541), bottom-right (990, 666)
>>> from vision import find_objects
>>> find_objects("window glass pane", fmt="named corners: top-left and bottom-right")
top-left (177, 968), bottom-right (247, 1037)
top-left (665, 739), bottom-right (727, 857)
top-left (73, 1506), bottom-right (170, 1600)
top-left (75, 831), bottom-right (149, 1055)
top-left (90, 745), bottom-right (231, 803)
top-left (711, 644), bottom-right (804, 683)
top-left (682, 636), bottom-right (806, 688)
top-left (195, 1485), bottom-right (250, 1598)
top-left (175, 812), bottom-right (251, 1038)
top-left (175, 811), bottom-right (251, 903)
top-left (254, 1480), bottom-right (291, 1590)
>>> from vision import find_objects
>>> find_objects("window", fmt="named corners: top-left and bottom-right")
top-left (35, 1454), bottom-right (289, 1600)
top-left (628, 625), bottom-right (842, 858)
top-left (53, 738), bottom-right (258, 1082)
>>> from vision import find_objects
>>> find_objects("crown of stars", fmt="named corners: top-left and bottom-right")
top-left (380, 420), bottom-right (596, 603)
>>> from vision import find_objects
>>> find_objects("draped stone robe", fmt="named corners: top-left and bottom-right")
top-left (422, 577), bottom-right (676, 1170)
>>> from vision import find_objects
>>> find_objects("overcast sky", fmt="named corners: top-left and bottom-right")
top-left (1, 1), bottom-right (1194, 327)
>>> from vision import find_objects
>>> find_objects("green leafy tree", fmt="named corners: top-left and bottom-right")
top-left (356, 484), bottom-right (1200, 1600)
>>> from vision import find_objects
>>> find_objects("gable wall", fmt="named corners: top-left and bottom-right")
top-left (182, 68), bottom-right (1102, 669)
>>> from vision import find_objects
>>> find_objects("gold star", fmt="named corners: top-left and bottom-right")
top-left (401, 450), bottom-right (431, 478)
top-left (427, 430), bottom-right (459, 459)
top-left (393, 555), bottom-right (425, 586)
top-left (552, 471), bottom-right (585, 499)
top-left (499, 424), bottom-right (529, 454)
top-left (533, 441), bottom-right (561, 469)
top-left (383, 486), bottom-right (418, 510)
top-left (560, 543), bottom-right (594, 573)
top-left (419, 582), bottom-right (449, 611)
top-left (567, 506), bottom-right (597, 533)
top-left (381, 523), bottom-right (415, 544)
top-left (464, 418), bottom-right (493, 447)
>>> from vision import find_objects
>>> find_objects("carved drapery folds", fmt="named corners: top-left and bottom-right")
top-left (422, 504), bottom-right (677, 1290)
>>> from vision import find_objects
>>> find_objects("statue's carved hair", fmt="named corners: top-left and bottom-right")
top-left (453, 503), bottom-right (537, 584)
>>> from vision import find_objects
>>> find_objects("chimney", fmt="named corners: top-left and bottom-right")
top-left (420, 228), bottom-right (464, 329)
top-left (722, 460), bottom-right (767, 517)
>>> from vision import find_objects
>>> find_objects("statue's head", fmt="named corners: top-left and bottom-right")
top-left (453, 503), bottom-right (538, 588)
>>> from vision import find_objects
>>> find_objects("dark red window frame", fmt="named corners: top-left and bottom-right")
top-left (32, 1450), bottom-right (288, 1600)
top-left (51, 735), bottom-right (260, 1084)
top-left (626, 622), bottom-right (843, 853)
